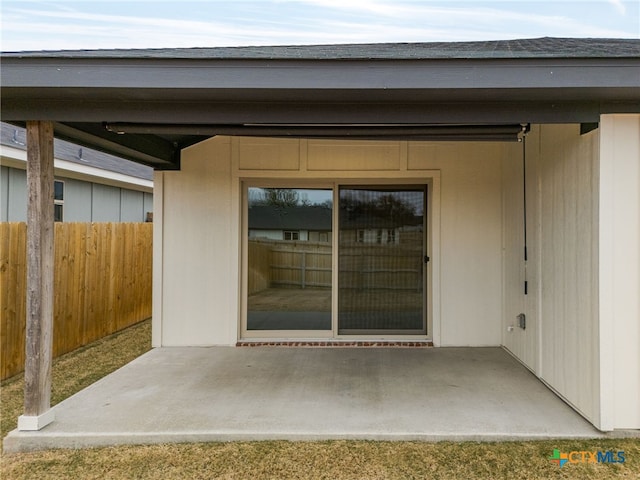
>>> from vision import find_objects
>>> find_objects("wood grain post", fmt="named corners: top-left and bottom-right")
top-left (18, 121), bottom-right (56, 431)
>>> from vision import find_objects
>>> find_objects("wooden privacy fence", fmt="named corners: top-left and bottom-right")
top-left (339, 245), bottom-right (423, 292)
top-left (248, 239), bottom-right (332, 294)
top-left (248, 239), bottom-right (422, 294)
top-left (0, 222), bottom-right (152, 380)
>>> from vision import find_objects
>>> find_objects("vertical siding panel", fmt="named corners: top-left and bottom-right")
top-left (501, 142), bottom-right (525, 360)
top-left (600, 114), bottom-right (640, 429)
top-left (576, 132), bottom-right (595, 413)
top-left (538, 124), bottom-right (598, 424)
top-left (1, 166), bottom-right (10, 221)
top-left (525, 132), bottom-right (541, 373)
top-left (7, 168), bottom-right (27, 221)
top-left (503, 130), bottom-right (542, 373)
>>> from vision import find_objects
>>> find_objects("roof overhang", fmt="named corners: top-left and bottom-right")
top-left (2, 46), bottom-right (639, 170)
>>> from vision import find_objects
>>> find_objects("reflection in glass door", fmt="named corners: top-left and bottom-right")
top-left (338, 187), bottom-right (426, 334)
top-left (247, 188), bottom-right (333, 330)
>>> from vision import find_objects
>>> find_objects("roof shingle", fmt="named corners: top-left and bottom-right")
top-left (3, 37), bottom-right (639, 60)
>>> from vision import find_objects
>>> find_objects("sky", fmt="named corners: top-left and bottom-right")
top-left (1, 0), bottom-right (638, 52)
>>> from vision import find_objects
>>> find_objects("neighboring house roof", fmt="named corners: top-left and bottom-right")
top-left (1, 122), bottom-right (153, 181)
top-left (249, 205), bottom-right (332, 231)
top-left (248, 205), bottom-right (422, 231)
top-left (2, 37), bottom-right (639, 170)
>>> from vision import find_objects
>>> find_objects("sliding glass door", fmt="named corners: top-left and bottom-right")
top-left (244, 184), bottom-right (427, 336)
top-left (338, 187), bottom-right (426, 334)
top-left (247, 187), bottom-right (333, 331)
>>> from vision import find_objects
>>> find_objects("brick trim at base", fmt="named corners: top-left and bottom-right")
top-left (236, 341), bottom-right (433, 347)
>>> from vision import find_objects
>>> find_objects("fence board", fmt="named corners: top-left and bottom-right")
top-left (248, 238), bottom-right (424, 293)
top-left (1, 222), bottom-right (152, 380)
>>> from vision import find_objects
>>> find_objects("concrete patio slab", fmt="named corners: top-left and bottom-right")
top-left (4, 347), bottom-right (605, 452)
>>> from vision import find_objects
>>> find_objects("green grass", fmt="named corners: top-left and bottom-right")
top-left (3, 439), bottom-right (639, 479)
top-left (2, 320), bottom-right (639, 479)
top-left (1, 319), bottom-right (152, 442)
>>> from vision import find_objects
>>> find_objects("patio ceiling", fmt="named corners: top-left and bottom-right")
top-left (2, 37), bottom-right (639, 170)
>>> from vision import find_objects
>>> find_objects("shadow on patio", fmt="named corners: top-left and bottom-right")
top-left (4, 346), bottom-right (603, 452)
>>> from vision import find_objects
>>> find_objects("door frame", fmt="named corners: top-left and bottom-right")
top-left (239, 174), bottom-right (441, 343)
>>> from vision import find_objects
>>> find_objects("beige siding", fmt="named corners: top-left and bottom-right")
top-left (503, 119), bottom-right (640, 430)
top-left (157, 137), bottom-right (508, 347)
top-left (501, 137), bottom-right (539, 371)
top-left (503, 124), bottom-right (600, 426)
top-left (308, 140), bottom-right (402, 171)
top-left (238, 138), bottom-right (300, 170)
top-left (538, 124), bottom-right (600, 424)
top-left (159, 137), bottom-right (238, 346)
top-left (599, 114), bottom-right (640, 430)
top-left (409, 142), bottom-right (506, 346)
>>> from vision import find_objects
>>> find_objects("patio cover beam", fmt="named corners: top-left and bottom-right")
top-left (18, 121), bottom-right (56, 431)
top-left (54, 122), bottom-right (182, 170)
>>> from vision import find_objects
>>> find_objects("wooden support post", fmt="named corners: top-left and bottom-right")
top-left (18, 121), bottom-right (56, 431)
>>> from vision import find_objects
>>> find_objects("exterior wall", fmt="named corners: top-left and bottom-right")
top-left (91, 183), bottom-right (122, 221)
top-left (539, 124), bottom-right (601, 426)
top-left (0, 165), bottom-right (153, 222)
top-left (120, 189), bottom-right (147, 222)
top-left (1, 166), bottom-right (27, 221)
top-left (599, 114), bottom-right (640, 430)
top-left (1, 166), bottom-right (9, 220)
top-left (156, 136), bottom-right (510, 347)
top-left (503, 124), bottom-right (600, 427)
top-left (63, 178), bottom-right (92, 221)
top-left (408, 142), bottom-right (505, 346)
top-left (143, 192), bottom-right (153, 220)
top-left (155, 137), bottom-right (236, 346)
top-left (502, 135), bottom-right (539, 372)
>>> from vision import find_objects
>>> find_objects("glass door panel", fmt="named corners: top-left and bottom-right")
top-left (338, 187), bottom-right (426, 334)
top-left (247, 188), bottom-right (332, 330)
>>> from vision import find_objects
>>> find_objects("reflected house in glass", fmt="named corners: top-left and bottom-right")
top-left (247, 188), bottom-right (334, 331)
top-left (248, 204), bottom-right (332, 243)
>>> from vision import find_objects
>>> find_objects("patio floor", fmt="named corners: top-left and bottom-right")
top-left (4, 346), bottom-right (605, 452)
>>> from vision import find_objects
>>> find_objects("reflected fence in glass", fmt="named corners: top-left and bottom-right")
top-left (338, 187), bottom-right (426, 334)
top-left (247, 188), bottom-right (333, 330)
